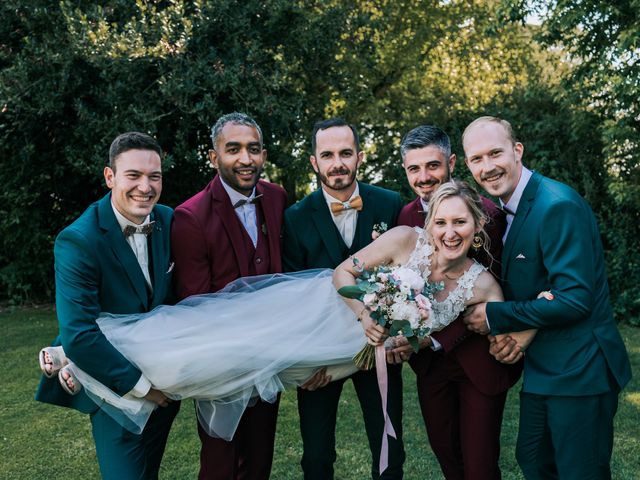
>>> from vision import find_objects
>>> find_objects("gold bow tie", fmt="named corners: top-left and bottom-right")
top-left (330, 195), bottom-right (363, 215)
top-left (124, 221), bottom-right (155, 238)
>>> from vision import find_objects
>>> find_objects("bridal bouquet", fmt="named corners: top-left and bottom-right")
top-left (338, 259), bottom-right (443, 369)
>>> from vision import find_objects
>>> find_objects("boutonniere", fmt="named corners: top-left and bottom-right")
top-left (371, 222), bottom-right (388, 240)
top-left (261, 223), bottom-right (268, 236)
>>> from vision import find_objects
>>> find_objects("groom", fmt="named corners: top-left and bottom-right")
top-left (35, 132), bottom-right (179, 479)
top-left (283, 118), bottom-right (405, 479)
top-left (462, 116), bottom-right (632, 479)
top-left (171, 112), bottom-right (287, 479)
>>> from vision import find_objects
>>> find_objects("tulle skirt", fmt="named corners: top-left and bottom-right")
top-left (71, 269), bottom-right (365, 439)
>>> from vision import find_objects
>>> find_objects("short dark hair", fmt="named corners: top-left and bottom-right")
top-left (311, 118), bottom-right (360, 155)
top-left (210, 112), bottom-right (263, 150)
top-left (109, 132), bottom-right (162, 171)
top-left (400, 125), bottom-right (451, 160)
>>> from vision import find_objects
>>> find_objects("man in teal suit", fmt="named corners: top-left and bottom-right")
top-left (35, 132), bottom-right (179, 479)
top-left (283, 118), bottom-right (405, 479)
top-left (461, 116), bottom-right (631, 479)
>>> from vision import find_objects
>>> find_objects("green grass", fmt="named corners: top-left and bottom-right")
top-left (1, 307), bottom-right (638, 479)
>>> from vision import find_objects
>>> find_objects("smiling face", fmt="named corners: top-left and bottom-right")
top-left (403, 146), bottom-right (455, 201)
top-left (463, 120), bottom-right (523, 203)
top-left (209, 122), bottom-right (266, 196)
top-left (104, 149), bottom-right (162, 224)
top-left (429, 196), bottom-right (481, 261)
top-left (310, 125), bottom-right (363, 200)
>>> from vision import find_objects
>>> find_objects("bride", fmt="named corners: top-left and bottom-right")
top-left (40, 180), bottom-right (534, 440)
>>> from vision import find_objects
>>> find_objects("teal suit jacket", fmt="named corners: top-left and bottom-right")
top-left (35, 193), bottom-right (174, 413)
top-left (282, 182), bottom-right (403, 270)
top-left (487, 172), bottom-right (631, 396)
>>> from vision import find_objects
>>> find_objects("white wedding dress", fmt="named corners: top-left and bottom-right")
top-left (71, 228), bottom-right (485, 440)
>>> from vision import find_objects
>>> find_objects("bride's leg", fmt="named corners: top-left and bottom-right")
top-left (58, 364), bottom-right (82, 395)
top-left (39, 346), bottom-right (68, 378)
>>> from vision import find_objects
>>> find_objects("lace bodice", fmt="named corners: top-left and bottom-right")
top-left (404, 227), bottom-right (486, 332)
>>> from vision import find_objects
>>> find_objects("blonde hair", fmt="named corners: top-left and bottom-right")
top-left (424, 180), bottom-right (491, 258)
top-left (462, 116), bottom-right (517, 148)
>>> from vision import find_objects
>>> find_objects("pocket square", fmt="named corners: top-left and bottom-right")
top-left (166, 262), bottom-right (175, 274)
top-left (515, 253), bottom-right (526, 260)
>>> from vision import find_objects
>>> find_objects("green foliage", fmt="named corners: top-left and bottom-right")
top-left (0, 0), bottom-right (637, 320)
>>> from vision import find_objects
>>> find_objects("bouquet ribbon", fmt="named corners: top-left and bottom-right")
top-left (375, 344), bottom-right (397, 474)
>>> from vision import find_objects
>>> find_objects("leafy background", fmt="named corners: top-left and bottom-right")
top-left (1, 0), bottom-right (638, 322)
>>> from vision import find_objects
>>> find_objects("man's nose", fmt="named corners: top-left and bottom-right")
top-left (238, 148), bottom-right (253, 164)
top-left (138, 177), bottom-right (151, 192)
top-left (418, 168), bottom-right (431, 183)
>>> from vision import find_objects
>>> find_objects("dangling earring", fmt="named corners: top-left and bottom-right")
top-left (472, 234), bottom-right (483, 251)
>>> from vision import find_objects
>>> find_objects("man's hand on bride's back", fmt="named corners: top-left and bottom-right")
top-left (300, 367), bottom-right (332, 391)
top-left (144, 388), bottom-right (173, 407)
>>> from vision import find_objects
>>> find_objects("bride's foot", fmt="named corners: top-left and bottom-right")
top-left (58, 365), bottom-right (82, 395)
top-left (39, 346), bottom-right (68, 378)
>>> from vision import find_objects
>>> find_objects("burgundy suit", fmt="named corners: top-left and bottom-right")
top-left (171, 175), bottom-right (287, 480)
top-left (398, 195), bottom-right (522, 480)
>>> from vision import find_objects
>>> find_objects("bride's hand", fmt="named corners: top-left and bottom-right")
top-left (361, 312), bottom-right (388, 346)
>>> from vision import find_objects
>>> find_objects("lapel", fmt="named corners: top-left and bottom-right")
top-left (210, 175), bottom-right (251, 277)
top-left (149, 209), bottom-right (168, 305)
top-left (354, 183), bottom-right (375, 250)
top-left (411, 197), bottom-right (426, 227)
top-left (309, 189), bottom-right (344, 266)
top-left (256, 181), bottom-right (282, 271)
top-left (502, 172), bottom-right (542, 278)
top-left (97, 193), bottom-right (149, 308)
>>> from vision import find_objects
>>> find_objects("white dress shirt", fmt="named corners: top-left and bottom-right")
top-left (322, 183), bottom-right (360, 248)
top-left (220, 177), bottom-right (259, 247)
top-left (111, 202), bottom-right (154, 398)
top-left (500, 166), bottom-right (533, 243)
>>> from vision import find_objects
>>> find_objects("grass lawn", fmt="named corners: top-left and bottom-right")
top-left (1, 306), bottom-right (638, 479)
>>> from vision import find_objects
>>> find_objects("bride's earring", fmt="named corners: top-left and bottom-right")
top-left (472, 234), bottom-right (483, 251)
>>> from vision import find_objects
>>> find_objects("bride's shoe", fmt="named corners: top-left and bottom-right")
top-left (58, 365), bottom-right (82, 395)
top-left (39, 346), bottom-right (68, 378)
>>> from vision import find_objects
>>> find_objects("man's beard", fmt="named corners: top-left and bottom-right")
top-left (318, 167), bottom-right (357, 191)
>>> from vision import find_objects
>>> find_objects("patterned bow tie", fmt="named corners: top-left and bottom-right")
top-left (233, 194), bottom-right (263, 209)
top-left (330, 195), bottom-right (363, 215)
top-left (123, 221), bottom-right (155, 238)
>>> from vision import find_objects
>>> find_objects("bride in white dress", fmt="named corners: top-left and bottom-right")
top-left (42, 180), bottom-right (524, 440)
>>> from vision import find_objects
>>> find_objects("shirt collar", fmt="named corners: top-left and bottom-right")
top-left (321, 182), bottom-right (360, 209)
top-left (111, 201), bottom-right (151, 232)
top-left (419, 197), bottom-right (429, 214)
top-left (501, 166), bottom-right (532, 214)
top-left (219, 176), bottom-right (257, 207)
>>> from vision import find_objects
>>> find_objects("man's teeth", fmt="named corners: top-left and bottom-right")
top-left (485, 173), bottom-right (502, 182)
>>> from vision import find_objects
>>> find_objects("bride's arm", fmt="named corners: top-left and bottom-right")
top-left (333, 226), bottom-right (417, 345)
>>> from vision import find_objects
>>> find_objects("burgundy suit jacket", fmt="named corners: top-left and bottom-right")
top-left (171, 175), bottom-right (287, 299)
top-left (400, 195), bottom-right (522, 395)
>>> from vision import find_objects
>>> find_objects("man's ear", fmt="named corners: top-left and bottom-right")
top-left (104, 167), bottom-right (115, 189)
top-left (356, 150), bottom-right (364, 169)
top-left (208, 149), bottom-right (218, 169)
top-left (309, 155), bottom-right (319, 174)
top-left (448, 153), bottom-right (456, 175)
top-left (514, 142), bottom-right (524, 163)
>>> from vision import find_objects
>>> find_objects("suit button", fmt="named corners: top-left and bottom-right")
top-left (256, 257), bottom-right (262, 264)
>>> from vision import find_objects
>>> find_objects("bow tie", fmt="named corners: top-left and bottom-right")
top-left (123, 221), bottom-right (155, 238)
top-left (233, 194), bottom-right (263, 209)
top-left (330, 195), bottom-right (363, 215)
